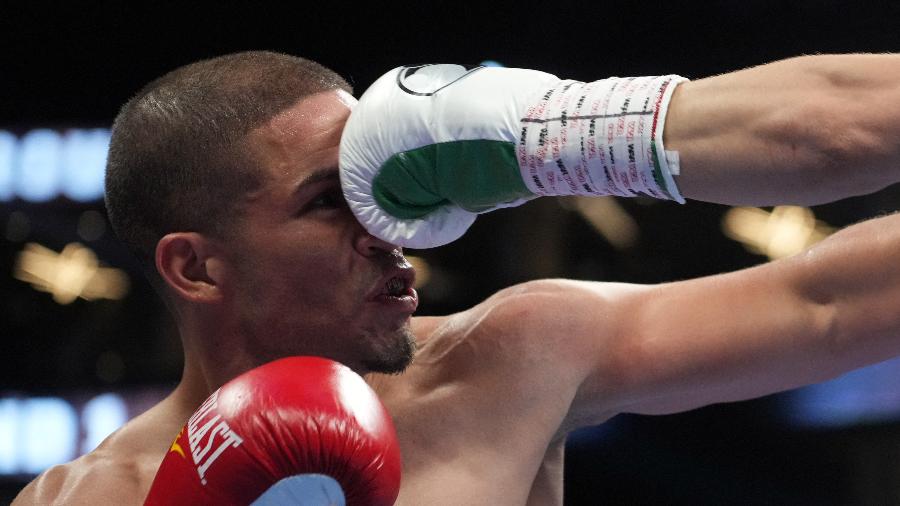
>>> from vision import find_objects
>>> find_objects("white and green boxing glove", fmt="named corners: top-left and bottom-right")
top-left (339, 64), bottom-right (687, 249)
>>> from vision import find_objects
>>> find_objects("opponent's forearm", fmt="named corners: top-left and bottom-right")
top-left (666, 54), bottom-right (900, 205)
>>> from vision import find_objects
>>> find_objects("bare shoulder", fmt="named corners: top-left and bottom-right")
top-left (12, 448), bottom-right (146, 506)
top-left (455, 278), bottom-right (645, 350)
top-left (377, 279), bottom-right (648, 448)
top-left (409, 279), bottom-right (647, 398)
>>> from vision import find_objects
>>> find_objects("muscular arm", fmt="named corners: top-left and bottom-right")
top-left (667, 54), bottom-right (900, 205)
top-left (512, 212), bottom-right (900, 430)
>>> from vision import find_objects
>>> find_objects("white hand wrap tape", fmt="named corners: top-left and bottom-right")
top-left (518, 75), bottom-right (686, 202)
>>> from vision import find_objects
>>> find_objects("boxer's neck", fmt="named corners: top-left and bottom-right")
top-left (176, 302), bottom-right (260, 394)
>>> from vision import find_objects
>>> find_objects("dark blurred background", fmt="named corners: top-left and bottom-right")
top-left (4, 1), bottom-right (900, 504)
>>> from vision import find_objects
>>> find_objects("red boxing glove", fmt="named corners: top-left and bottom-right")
top-left (143, 356), bottom-right (401, 506)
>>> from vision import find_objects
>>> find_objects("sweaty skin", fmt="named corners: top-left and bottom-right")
top-left (15, 54), bottom-right (900, 504)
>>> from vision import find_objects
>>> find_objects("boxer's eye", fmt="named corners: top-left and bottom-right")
top-left (308, 188), bottom-right (346, 210)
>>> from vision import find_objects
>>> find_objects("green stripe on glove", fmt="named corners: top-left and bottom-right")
top-left (372, 139), bottom-right (534, 219)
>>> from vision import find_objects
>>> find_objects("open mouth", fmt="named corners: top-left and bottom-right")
top-left (382, 275), bottom-right (412, 297)
top-left (369, 264), bottom-right (418, 312)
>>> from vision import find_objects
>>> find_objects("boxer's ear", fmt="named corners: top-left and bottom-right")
top-left (155, 232), bottom-right (226, 303)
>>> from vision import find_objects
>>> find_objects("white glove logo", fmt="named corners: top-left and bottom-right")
top-left (396, 64), bottom-right (485, 96)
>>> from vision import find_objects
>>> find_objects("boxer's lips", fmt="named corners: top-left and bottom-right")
top-left (368, 267), bottom-right (418, 312)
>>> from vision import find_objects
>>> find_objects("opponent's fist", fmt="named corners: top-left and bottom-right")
top-left (340, 64), bottom-right (686, 249)
top-left (143, 356), bottom-right (401, 506)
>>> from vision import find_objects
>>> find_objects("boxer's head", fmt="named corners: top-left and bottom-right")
top-left (106, 51), bottom-right (350, 286)
top-left (105, 51), bottom-right (416, 375)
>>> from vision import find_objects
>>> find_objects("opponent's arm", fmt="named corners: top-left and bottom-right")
top-left (341, 55), bottom-right (900, 248)
top-left (551, 211), bottom-right (900, 427)
top-left (667, 53), bottom-right (900, 205)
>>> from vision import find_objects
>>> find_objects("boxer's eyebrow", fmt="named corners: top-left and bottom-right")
top-left (292, 168), bottom-right (340, 197)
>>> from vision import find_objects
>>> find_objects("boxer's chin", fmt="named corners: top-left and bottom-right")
top-left (363, 327), bottom-right (417, 375)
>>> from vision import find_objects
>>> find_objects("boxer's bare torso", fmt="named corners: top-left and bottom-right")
top-left (369, 280), bottom-right (638, 505)
top-left (15, 280), bottom-right (614, 505)
top-left (18, 215), bottom-right (900, 505)
top-left (371, 312), bottom-right (587, 506)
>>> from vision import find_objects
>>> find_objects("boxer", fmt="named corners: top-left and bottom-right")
top-left (14, 51), bottom-right (900, 505)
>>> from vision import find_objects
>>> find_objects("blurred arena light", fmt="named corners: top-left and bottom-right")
top-left (0, 128), bottom-right (110, 203)
top-left (560, 197), bottom-right (639, 250)
top-left (80, 394), bottom-right (128, 452)
top-left (780, 355), bottom-right (900, 428)
top-left (13, 242), bottom-right (129, 304)
top-left (0, 390), bottom-right (166, 476)
top-left (722, 206), bottom-right (835, 260)
top-left (405, 255), bottom-right (431, 288)
top-left (1, 397), bottom-right (78, 474)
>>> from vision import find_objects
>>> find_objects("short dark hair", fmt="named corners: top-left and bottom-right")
top-left (105, 51), bottom-right (352, 289)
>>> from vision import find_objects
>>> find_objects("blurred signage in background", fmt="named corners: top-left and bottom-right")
top-left (0, 389), bottom-right (167, 476)
top-left (0, 129), bottom-right (110, 203)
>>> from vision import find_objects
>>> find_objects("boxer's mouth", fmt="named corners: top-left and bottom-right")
top-left (380, 267), bottom-right (415, 297)
top-left (369, 266), bottom-right (417, 306)
top-left (385, 276), bottom-right (409, 296)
